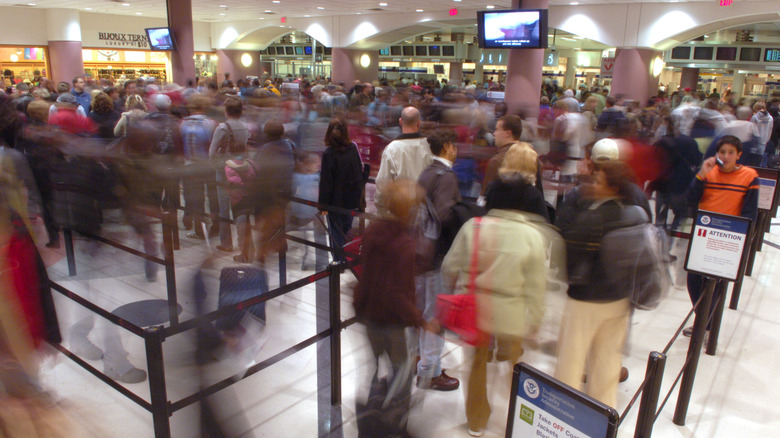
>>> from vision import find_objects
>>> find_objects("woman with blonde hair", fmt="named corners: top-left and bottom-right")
top-left (484, 142), bottom-right (550, 221)
top-left (113, 94), bottom-right (148, 138)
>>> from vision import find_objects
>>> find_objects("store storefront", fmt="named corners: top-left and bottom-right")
top-left (82, 48), bottom-right (170, 83)
top-left (1, 46), bottom-right (49, 86)
top-left (194, 52), bottom-right (218, 78)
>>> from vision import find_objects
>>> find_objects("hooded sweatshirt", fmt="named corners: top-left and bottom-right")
top-left (751, 110), bottom-right (774, 153)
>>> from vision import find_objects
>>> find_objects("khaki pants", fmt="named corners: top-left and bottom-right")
top-left (466, 335), bottom-right (523, 431)
top-left (554, 297), bottom-right (631, 408)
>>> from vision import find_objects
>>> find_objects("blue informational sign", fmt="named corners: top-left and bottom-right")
top-left (507, 363), bottom-right (618, 438)
top-left (684, 211), bottom-right (751, 281)
top-left (755, 167), bottom-right (779, 212)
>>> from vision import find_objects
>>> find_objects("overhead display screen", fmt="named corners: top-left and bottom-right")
top-left (478, 9), bottom-right (548, 49)
top-left (765, 49), bottom-right (780, 62)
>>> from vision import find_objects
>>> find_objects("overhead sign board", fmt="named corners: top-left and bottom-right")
top-left (600, 57), bottom-right (615, 77)
top-left (507, 363), bottom-right (618, 438)
top-left (684, 211), bottom-right (751, 282)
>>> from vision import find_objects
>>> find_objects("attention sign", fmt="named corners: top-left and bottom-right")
top-left (685, 211), bottom-right (750, 281)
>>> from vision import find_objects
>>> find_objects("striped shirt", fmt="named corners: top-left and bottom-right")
top-left (695, 165), bottom-right (759, 219)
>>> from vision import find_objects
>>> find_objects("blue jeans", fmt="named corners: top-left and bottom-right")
top-left (415, 270), bottom-right (446, 380)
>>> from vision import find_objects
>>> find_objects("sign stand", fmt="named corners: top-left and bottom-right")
top-left (730, 167), bottom-right (779, 310)
top-left (506, 363), bottom-right (618, 438)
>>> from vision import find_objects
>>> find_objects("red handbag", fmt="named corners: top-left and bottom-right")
top-left (436, 217), bottom-right (490, 347)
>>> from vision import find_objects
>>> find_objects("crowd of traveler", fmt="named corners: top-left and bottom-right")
top-left (0, 71), bottom-right (776, 436)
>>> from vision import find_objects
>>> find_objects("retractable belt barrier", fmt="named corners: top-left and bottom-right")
top-left (48, 196), bottom-right (366, 438)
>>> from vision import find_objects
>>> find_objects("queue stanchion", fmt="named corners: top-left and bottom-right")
top-left (706, 281), bottom-right (728, 356)
top-left (673, 277), bottom-right (716, 426)
top-left (329, 260), bottom-right (342, 406)
top-left (279, 249), bottom-right (288, 287)
top-left (145, 325), bottom-right (171, 438)
top-left (161, 211), bottom-right (179, 326)
top-left (633, 351), bottom-right (666, 438)
top-left (756, 211), bottom-right (770, 252)
top-left (744, 219), bottom-right (761, 277)
top-left (64, 228), bottom-right (77, 276)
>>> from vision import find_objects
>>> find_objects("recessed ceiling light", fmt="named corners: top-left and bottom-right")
top-left (317, 6), bottom-right (325, 9)
top-left (122, 3), bottom-right (129, 6)
top-left (265, 10), bottom-right (272, 12)
top-left (136, 12), bottom-right (142, 15)
top-left (379, 2), bottom-right (387, 6)
top-left (416, 9), bottom-right (423, 12)
top-left (486, 5), bottom-right (495, 9)
top-left (570, 1), bottom-right (579, 4)
top-left (219, 13), bottom-right (226, 16)
top-left (219, 4), bottom-right (226, 7)
top-left (454, 0), bottom-right (461, 2)
top-left (27, 2), bottom-right (35, 5)
top-left (273, 0), bottom-right (280, 3)
top-left (258, 17), bottom-right (265, 19)
top-left (357, 12), bottom-right (362, 14)
top-left (304, 14), bottom-right (310, 17)
top-left (85, 7), bottom-right (92, 10)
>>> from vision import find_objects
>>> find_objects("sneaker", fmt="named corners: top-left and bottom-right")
top-left (467, 427), bottom-right (485, 437)
top-left (105, 367), bottom-right (147, 384)
top-left (71, 341), bottom-right (103, 361)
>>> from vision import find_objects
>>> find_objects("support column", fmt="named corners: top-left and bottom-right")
top-left (610, 47), bottom-right (661, 106)
top-left (731, 72), bottom-right (746, 101)
top-left (449, 62), bottom-right (463, 86)
top-left (46, 9), bottom-right (84, 84)
top-left (564, 56), bottom-right (577, 90)
top-left (473, 63), bottom-right (483, 85)
top-left (504, 0), bottom-right (548, 119)
top-left (680, 67), bottom-right (700, 92)
top-left (167, 0), bottom-right (196, 85)
top-left (330, 48), bottom-right (378, 87)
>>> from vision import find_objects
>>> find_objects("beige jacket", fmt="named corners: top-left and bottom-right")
top-left (441, 209), bottom-right (549, 337)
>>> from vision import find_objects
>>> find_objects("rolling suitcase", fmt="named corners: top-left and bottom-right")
top-left (216, 267), bottom-right (268, 331)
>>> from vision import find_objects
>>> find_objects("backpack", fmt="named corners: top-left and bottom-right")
top-left (181, 116), bottom-right (212, 158)
top-left (155, 124), bottom-right (176, 155)
top-left (599, 205), bottom-right (671, 310)
top-left (414, 196), bottom-right (441, 272)
top-left (439, 200), bottom-right (487, 259)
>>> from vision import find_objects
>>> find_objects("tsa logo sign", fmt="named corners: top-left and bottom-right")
top-left (701, 215), bottom-right (711, 225)
top-left (523, 378), bottom-right (540, 399)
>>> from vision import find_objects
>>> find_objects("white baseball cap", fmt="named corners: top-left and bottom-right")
top-left (591, 138), bottom-right (620, 162)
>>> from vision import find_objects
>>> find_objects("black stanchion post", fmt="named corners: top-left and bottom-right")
top-left (729, 274), bottom-right (743, 311)
top-left (329, 261), bottom-right (342, 406)
top-left (279, 249), bottom-right (287, 287)
top-left (161, 211), bottom-right (179, 326)
top-left (634, 351), bottom-right (667, 438)
top-left (756, 211), bottom-right (769, 252)
top-left (706, 282), bottom-right (727, 356)
top-left (64, 228), bottom-right (77, 276)
top-left (673, 277), bottom-right (716, 426)
top-left (145, 325), bottom-right (171, 438)
top-left (744, 221), bottom-right (760, 277)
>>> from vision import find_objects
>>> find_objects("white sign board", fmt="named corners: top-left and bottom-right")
top-left (600, 57), bottom-right (615, 77)
top-left (758, 177), bottom-right (776, 210)
top-left (685, 211), bottom-right (750, 281)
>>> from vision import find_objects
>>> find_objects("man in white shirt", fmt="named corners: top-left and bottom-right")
top-left (374, 106), bottom-right (433, 213)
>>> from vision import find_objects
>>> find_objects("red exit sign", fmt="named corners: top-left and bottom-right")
top-left (720, 0), bottom-right (732, 5)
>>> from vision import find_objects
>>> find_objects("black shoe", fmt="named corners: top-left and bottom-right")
top-left (683, 326), bottom-right (694, 337)
top-left (620, 366), bottom-right (629, 382)
top-left (187, 232), bottom-right (205, 240)
top-left (417, 370), bottom-right (459, 391)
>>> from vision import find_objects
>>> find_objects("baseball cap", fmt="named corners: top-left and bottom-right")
top-left (56, 93), bottom-right (77, 105)
top-left (591, 138), bottom-right (620, 162)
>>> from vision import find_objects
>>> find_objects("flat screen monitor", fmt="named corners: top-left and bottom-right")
top-left (295, 46), bottom-right (304, 55)
top-left (379, 47), bottom-right (390, 56)
top-left (429, 45), bottom-right (441, 56)
top-left (402, 46), bottom-right (414, 56)
top-left (740, 47), bottom-right (761, 62)
top-left (285, 46), bottom-right (294, 55)
top-left (145, 27), bottom-right (177, 51)
top-left (671, 46), bottom-right (691, 60)
top-left (765, 48), bottom-right (780, 62)
top-left (415, 46), bottom-right (427, 56)
top-left (716, 47), bottom-right (737, 61)
top-left (693, 46), bottom-right (713, 60)
top-left (390, 46), bottom-right (402, 56)
top-left (442, 45), bottom-right (455, 57)
top-left (304, 46), bottom-right (313, 55)
top-left (433, 64), bottom-right (445, 74)
top-left (477, 9), bottom-right (548, 49)
top-left (324, 47), bottom-right (332, 55)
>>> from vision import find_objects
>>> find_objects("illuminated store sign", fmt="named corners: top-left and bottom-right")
top-left (97, 32), bottom-right (149, 48)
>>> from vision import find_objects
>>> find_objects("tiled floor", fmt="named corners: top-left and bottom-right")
top-left (33, 208), bottom-right (780, 438)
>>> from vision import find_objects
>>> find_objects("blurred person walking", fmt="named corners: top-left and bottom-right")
top-left (354, 179), bottom-right (438, 438)
top-left (318, 117), bottom-right (365, 260)
top-left (441, 147), bottom-right (549, 436)
top-left (180, 94), bottom-right (218, 238)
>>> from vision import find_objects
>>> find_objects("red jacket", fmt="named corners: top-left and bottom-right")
top-left (49, 108), bottom-right (96, 136)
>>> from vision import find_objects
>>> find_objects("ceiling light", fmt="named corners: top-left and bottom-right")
top-left (304, 14), bottom-right (310, 17)
top-left (219, 4), bottom-right (226, 7)
top-left (85, 7), bottom-right (92, 10)
top-left (27, 2), bottom-right (35, 5)
top-left (379, 2), bottom-right (387, 6)
top-left (122, 3), bottom-right (129, 6)
top-left (135, 12), bottom-right (142, 15)
top-left (486, 5), bottom-right (495, 9)
top-left (219, 13), bottom-right (226, 16)
top-left (273, 0), bottom-right (280, 2)
top-left (317, 6), bottom-right (324, 9)
top-left (265, 10), bottom-right (272, 12)
top-left (416, 9), bottom-right (423, 12)
top-left (454, 0), bottom-right (461, 2)
top-left (570, 1), bottom-right (579, 4)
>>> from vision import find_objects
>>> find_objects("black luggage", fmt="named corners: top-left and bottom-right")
top-left (216, 267), bottom-right (268, 331)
